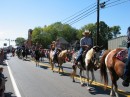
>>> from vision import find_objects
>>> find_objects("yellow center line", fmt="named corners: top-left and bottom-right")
top-left (32, 60), bottom-right (130, 96)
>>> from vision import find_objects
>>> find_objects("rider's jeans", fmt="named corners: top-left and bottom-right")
top-left (53, 48), bottom-right (57, 59)
top-left (76, 48), bottom-right (83, 62)
top-left (124, 47), bottom-right (130, 78)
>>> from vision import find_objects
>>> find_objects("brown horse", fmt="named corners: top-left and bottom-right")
top-left (71, 46), bottom-right (102, 88)
top-left (57, 50), bottom-right (70, 73)
top-left (49, 49), bottom-right (70, 72)
top-left (100, 48), bottom-right (127, 97)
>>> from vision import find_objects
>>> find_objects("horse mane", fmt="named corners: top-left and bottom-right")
top-left (85, 48), bottom-right (95, 60)
top-left (58, 50), bottom-right (67, 57)
top-left (100, 49), bottom-right (111, 89)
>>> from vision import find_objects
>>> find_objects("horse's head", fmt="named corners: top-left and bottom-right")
top-left (93, 45), bottom-right (103, 52)
top-left (91, 45), bottom-right (103, 70)
top-left (64, 50), bottom-right (71, 62)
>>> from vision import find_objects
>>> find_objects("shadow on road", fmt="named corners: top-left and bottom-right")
top-left (84, 84), bottom-right (127, 97)
top-left (0, 63), bottom-right (7, 66)
top-left (5, 92), bottom-right (17, 97)
top-left (40, 65), bottom-right (49, 69)
top-left (62, 66), bottom-right (72, 70)
top-left (23, 59), bottom-right (30, 61)
top-left (59, 72), bottom-right (70, 76)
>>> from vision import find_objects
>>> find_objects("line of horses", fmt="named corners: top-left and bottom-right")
top-left (48, 46), bottom-right (129, 97)
top-left (11, 46), bottom-right (129, 97)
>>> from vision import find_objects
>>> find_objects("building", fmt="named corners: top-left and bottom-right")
top-left (26, 29), bottom-right (33, 48)
top-left (58, 37), bottom-right (69, 49)
top-left (108, 36), bottom-right (127, 50)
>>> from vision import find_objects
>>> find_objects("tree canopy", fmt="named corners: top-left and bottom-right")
top-left (17, 21), bottom-right (121, 49)
top-left (15, 37), bottom-right (26, 46)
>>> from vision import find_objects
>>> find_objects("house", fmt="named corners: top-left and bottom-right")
top-left (58, 37), bottom-right (69, 49)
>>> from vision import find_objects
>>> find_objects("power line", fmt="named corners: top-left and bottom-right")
top-left (62, 0), bottom-right (129, 25)
top-left (62, 2), bottom-right (97, 22)
top-left (104, 0), bottom-right (130, 8)
top-left (64, 4), bottom-right (97, 24)
top-left (68, 9), bottom-right (96, 25)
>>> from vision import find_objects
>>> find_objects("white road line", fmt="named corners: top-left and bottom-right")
top-left (6, 60), bottom-right (22, 97)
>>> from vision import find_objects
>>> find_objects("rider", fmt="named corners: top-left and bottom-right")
top-left (75, 30), bottom-right (93, 70)
top-left (53, 38), bottom-right (62, 62)
top-left (122, 26), bottom-right (130, 87)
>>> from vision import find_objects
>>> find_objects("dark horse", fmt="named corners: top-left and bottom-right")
top-left (100, 48), bottom-right (128, 97)
top-left (71, 46), bottom-right (102, 89)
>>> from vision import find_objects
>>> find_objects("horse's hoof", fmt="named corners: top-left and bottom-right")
top-left (73, 80), bottom-right (75, 82)
top-left (87, 87), bottom-right (91, 91)
top-left (81, 83), bottom-right (84, 87)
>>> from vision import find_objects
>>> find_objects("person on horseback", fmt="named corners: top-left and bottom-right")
top-left (34, 46), bottom-right (40, 67)
top-left (75, 30), bottom-right (93, 70)
top-left (52, 38), bottom-right (62, 62)
top-left (122, 26), bottom-right (130, 87)
top-left (0, 67), bottom-right (5, 97)
top-left (12, 48), bottom-right (15, 56)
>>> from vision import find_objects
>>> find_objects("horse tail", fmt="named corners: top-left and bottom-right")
top-left (100, 50), bottom-right (111, 89)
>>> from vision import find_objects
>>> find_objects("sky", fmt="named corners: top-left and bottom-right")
top-left (0, 0), bottom-right (130, 47)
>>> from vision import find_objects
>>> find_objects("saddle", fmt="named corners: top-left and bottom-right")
top-left (115, 49), bottom-right (128, 63)
top-left (76, 50), bottom-right (87, 70)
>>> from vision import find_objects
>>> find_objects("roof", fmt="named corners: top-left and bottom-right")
top-left (58, 37), bottom-right (69, 44)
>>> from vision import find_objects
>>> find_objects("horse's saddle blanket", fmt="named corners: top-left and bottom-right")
top-left (116, 49), bottom-right (128, 63)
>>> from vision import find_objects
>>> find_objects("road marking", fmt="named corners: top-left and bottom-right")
top-left (6, 60), bottom-right (22, 97)
top-left (32, 60), bottom-right (130, 97)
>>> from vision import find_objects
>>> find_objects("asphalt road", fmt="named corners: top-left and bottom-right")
top-left (0, 54), bottom-right (130, 97)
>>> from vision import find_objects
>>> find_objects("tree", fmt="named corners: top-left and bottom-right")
top-left (15, 37), bottom-right (26, 46)
top-left (32, 27), bottom-right (52, 48)
top-left (79, 21), bottom-right (113, 48)
top-left (110, 26), bottom-right (121, 38)
top-left (43, 22), bottom-right (78, 43)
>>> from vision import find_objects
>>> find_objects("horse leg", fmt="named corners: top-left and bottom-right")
top-left (26, 54), bottom-right (28, 59)
top-left (109, 71), bottom-right (119, 97)
top-left (58, 64), bottom-right (61, 73)
top-left (71, 65), bottom-right (77, 82)
top-left (86, 68), bottom-right (91, 89)
top-left (51, 60), bottom-right (54, 72)
top-left (113, 78), bottom-right (119, 97)
top-left (38, 60), bottom-right (40, 67)
top-left (36, 61), bottom-right (37, 67)
top-left (61, 64), bottom-right (64, 73)
top-left (90, 69), bottom-right (95, 84)
top-left (79, 69), bottom-right (84, 86)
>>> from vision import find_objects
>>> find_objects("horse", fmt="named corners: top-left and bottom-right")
top-left (49, 49), bottom-right (70, 72)
top-left (0, 68), bottom-right (5, 97)
top-left (12, 48), bottom-right (15, 57)
top-left (57, 50), bottom-right (70, 73)
top-left (0, 77), bottom-right (5, 97)
top-left (71, 46), bottom-right (102, 88)
top-left (100, 48), bottom-right (128, 97)
top-left (49, 49), bottom-right (57, 72)
top-left (21, 49), bottom-right (26, 60)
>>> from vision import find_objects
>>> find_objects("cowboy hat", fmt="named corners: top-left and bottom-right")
top-left (82, 30), bottom-right (91, 35)
top-left (52, 41), bottom-right (56, 44)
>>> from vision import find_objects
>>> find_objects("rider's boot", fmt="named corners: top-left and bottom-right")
top-left (53, 54), bottom-right (57, 63)
top-left (81, 61), bottom-right (86, 70)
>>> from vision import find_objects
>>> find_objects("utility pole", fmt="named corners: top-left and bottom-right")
top-left (9, 39), bottom-right (10, 46)
top-left (5, 39), bottom-right (10, 46)
top-left (5, 39), bottom-right (15, 46)
top-left (97, 0), bottom-right (100, 45)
